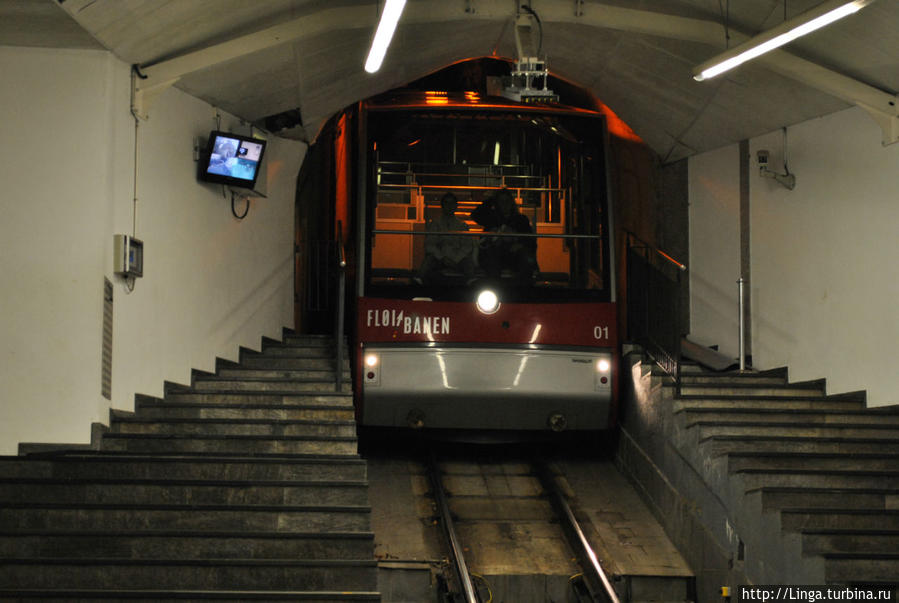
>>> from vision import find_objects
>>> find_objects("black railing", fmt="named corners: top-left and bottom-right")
top-left (334, 224), bottom-right (347, 392)
top-left (626, 232), bottom-right (686, 377)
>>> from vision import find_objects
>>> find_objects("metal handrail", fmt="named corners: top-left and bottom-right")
top-left (372, 229), bottom-right (600, 240)
top-left (378, 183), bottom-right (563, 194)
top-left (334, 223), bottom-right (347, 392)
top-left (626, 231), bottom-right (687, 272)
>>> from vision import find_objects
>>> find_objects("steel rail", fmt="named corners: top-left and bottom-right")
top-left (535, 460), bottom-right (621, 603)
top-left (427, 452), bottom-right (479, 603)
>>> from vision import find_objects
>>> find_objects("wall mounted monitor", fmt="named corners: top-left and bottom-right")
top-left (198, 131), bottom-right (267, 189)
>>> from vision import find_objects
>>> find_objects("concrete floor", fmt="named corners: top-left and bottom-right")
top-left (366, 448), bottom-right (694, 602)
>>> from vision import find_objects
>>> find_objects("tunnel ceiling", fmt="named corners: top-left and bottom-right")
top-left (8, 0), bottom-right (899, 161)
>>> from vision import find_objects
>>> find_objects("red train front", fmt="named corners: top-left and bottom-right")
top-left (304, 90), bottom-right (619, 434)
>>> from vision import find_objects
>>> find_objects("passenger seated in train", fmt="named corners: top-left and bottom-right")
top-left (419, 192), bottom-right (476, 285)
top-left (471, 189), bottom-right (538, 282)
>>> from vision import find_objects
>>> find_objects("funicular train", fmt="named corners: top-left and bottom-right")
top-left (298, 87), bottom-right (619, 435)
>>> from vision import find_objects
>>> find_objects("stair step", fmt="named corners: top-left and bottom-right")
top-left (0, 478), bottom-right (370, 506)
top-left (0, 530), bottom-right (374, 560)
top-left (736, 469), bottom-right (899, 490)
top-left (0, 589), bottom-right (380, 601)
top-left (0, 455), bottom-right (367, 482)
top-left (100, 434), bottom-right (358, 456)
top-left (0, 558), bottom-right (378, 591)
top-left (673, 397), bottom-right (865, 412)
top-left (252, 347), bottom-right (345, 359)
top-left (780, 509), bottom-right (899, 531)
top-left (0, 503), bottom-right (372, 532)
top-left (216, 368), bottom-right (351, 380)
top-left (729, 452), bottom-right (899, 473)
top-left (757, 487), bottom-right (899, 511)
top-left (823, 554), bottom-right (899, 584)
top-left (678, 383), bottom-right (825, 398)
top-left (695, 421), bottom-right (899, 439)
top-left (190, 380), bottom-right (353, 394)
top-left (109, 418), bottom-right (357, 438)
top-left (703, 436), bottom-right (899, 456)
top-left (240, 356), bottom-right (349, 370)
top-left (681, 409), bottom-right (899, 426)
top-left (803, 530), bottom-right (899, 555)
top-left (677, 372), bottom-right (788, 386)
top-left (130, 403), bottom-right (355, 421)
top-left (163, 392), bottom-right (353, 406)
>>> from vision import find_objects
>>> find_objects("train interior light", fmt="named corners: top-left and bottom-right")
top-left (596, 359), bottom-right (611, 373)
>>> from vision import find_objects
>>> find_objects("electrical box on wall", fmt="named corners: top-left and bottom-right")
top-left (114, 235), bottom-right (143, 278)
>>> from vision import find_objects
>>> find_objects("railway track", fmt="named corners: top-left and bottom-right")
top-left (424, 447), bottom-right (621, 603)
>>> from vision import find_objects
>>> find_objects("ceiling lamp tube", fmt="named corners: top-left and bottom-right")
top-left (364, 0), bottom-right (406, 74)
top-left (693, 0), bottom-right (874, 81)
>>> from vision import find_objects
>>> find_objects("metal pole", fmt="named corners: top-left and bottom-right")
top-left (738, 277), bottom-right (746, 371)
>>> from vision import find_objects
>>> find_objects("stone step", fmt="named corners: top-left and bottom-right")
top-left (0, 558), bottom-right (378, 591)
top-left (676, 370), bottom-right (788, 386)
top-left (673, 396), bottom-right (865, 413)
top-left (282, 334), bottom-right (340, 346)
top-left (239, 355), bottom-right (351, 371)
top-left (216, 368), bottom-right (351, 380)
top-left (729, 453), bottom-right (899, 473)
top-left (0, 455), bottom-right (367, 482)
top-left (109, 417), bottom-right (357, 438)
top-left (0, 530), bottom-right (375, 560)
top-left (163, 392), bottom-right (354, 406)
top-left (189, 379), bottom-right (353, 394)
top-left (252, 347), bottom-right (344, 359)
top-left (681, 408), bottom-right (899, 426)
top-left (0, 478), bottom-right (370, 507)
top-left (703, 436), bottom-right (899, 456)
top-left (0, 589), bottom-right (380, 601)
top-left (678, 382), bottom-right (825, 398)
top-left (0, 503), bottom-right (372, 532)
top-left (756, 487), bottom-right (899, 512)
top-left (823, 555), bottom-right (899, 584)
top-left (802, 530), bottom-right (899, 555)
top-left (694, 421), bottom-right (899, 440)
top-left (100, 434), bottom-right (358, 456)
top-left (780, 509), bottom-right (899, 532)
top-left (130, 403), bottom-right (355, 422)
top-left (736, 469), bottom-right (899, 491)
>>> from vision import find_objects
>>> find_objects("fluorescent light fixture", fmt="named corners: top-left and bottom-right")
top-left (364, 0), bottom-right (406, 73)
top-left (693, 0), bottom-right (873, 81)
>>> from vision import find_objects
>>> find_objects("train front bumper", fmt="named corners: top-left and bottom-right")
top-left (361, 346), bottom-right (613, 431)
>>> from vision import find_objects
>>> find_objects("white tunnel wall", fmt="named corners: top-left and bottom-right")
top-left (0, 46), bottom-right (304, 454)
top-left (690, 105), bottom-right (899, 407)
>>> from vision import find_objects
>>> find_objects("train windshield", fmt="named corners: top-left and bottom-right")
top-left (364, 105), bottom-right (612, 302)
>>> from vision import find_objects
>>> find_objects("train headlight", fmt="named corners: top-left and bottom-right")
top-left (595, 356), bottom-right (611, 389)
top-left (364, 352), bottom-right (380, 385)
top-left (476, 289), bottom-right (500, 315)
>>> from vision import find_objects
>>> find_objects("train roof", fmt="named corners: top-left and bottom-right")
top-left (364, 90), bottom-right (603, 118)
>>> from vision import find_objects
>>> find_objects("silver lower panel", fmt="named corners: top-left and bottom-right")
top-left (362, 346), bottom-right (613, 430)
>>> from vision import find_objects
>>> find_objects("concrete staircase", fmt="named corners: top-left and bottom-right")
top-left (618, 356), bottom-right (899, 600)
top-left (0, 332), bottom-right (380, 602)
top-left (673, 365), bottom-right (899, 585)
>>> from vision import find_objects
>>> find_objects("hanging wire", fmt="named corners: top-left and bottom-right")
top-left (718, 0), bottom-right (731, 47)
top-left (231, 190), bottom-right (250, 219)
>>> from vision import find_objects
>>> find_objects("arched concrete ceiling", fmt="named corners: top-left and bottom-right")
top-left (7, 0), bottom-right (899, 161)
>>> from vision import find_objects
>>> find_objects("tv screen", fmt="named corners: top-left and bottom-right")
top-left (199, 131), bottom-right (267, 189)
